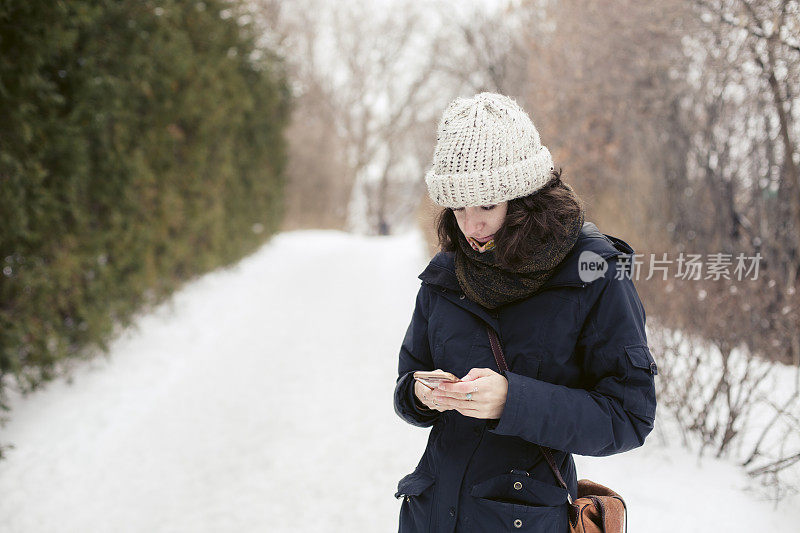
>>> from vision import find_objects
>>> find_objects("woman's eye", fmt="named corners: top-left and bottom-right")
top-left (452, 206), bottom-right (493, 212)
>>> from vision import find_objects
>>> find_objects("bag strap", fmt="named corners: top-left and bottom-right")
top-left (485, 325), bottom-right (572, 501)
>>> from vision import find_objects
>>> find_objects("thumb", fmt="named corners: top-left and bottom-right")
top-left (461, 367), bottom-right (495, 381)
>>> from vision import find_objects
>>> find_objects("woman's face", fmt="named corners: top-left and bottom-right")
top-left (451, 201), bottom-right (508, 243)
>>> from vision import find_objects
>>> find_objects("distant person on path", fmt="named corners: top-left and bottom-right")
top-left (393, 92), bottom-right (658, 532)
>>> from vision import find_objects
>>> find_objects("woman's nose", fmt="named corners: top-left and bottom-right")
top-left (464, 210), bottom-right (483, 234)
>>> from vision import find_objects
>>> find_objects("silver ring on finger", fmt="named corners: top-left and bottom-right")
top-left (465, 393), bottom-right (473, 401)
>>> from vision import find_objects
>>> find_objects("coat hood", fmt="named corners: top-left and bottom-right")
top-left (418, 221), bottom-right (635, 293)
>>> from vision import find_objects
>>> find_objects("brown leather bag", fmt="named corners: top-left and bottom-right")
top-left (486, 325), bottom-right (628, 533)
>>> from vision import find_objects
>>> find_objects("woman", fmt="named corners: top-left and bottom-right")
top-left (393, 93), bottom-right (658, 532)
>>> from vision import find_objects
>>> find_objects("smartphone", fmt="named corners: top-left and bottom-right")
top-left (414, 370), bottom-right (461, 390)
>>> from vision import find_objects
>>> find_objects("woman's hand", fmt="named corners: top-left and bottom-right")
top-left (414, 379), bottom-right (449, 411)
top-left (431, 368), bottom-right (508, 419)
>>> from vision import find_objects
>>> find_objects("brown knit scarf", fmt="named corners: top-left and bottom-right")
top-left (454, 207), bottom-right (585, 309)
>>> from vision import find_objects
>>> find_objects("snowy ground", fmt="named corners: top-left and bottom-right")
top-left (1, 229), bottom-right (799, 532)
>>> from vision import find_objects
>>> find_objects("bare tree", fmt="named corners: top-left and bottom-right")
top-left (246, 0), bottom-right (354, 230)
top-left (249, 0), bottom-right (473, 235)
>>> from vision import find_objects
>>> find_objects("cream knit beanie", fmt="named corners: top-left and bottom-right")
top-left (425, 92), bottom-right (554, 208)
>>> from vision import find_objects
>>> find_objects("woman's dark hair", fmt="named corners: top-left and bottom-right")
top-left (434, 168), bottom-right (585, 269)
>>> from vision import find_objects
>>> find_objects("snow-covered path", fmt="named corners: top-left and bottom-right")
top-left (0, 230), bottom-right (798, 532)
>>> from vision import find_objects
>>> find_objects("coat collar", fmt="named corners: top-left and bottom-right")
top-left (418, 221), bottom-right (635, 294)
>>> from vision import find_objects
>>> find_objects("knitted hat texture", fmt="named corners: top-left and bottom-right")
top-left (425, 92), bottom-right (554, 208)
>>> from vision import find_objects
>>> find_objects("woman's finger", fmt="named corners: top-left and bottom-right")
top-left (434, 389), bottom-right (477, 401)
top-left (436, 380), bottom-right (483, 396)
top-left (416, 382), bottom-right (441, 411)
top-left (434, 394), bottom-right (485, 410)
top-left (423, 391), bottom-right (438, 408)
top-left (422, 388), bottom-right (448, 411)
top-left (435, 379), bottom-right (482, 401)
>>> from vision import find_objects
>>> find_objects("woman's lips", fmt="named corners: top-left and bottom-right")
top-left (473, 234), bottom-right (494, 243)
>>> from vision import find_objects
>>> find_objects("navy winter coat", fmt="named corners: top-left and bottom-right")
top-left (393, 222), bottom-right (658, 532)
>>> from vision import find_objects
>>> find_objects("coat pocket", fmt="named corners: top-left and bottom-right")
top-left (469, 472), bottom-right (570, 532)
top-left (395, 470), bottom-right (436, 532)
top-left (622, 344), bottom-right (658, 419)
top-left (395, 469), bottom-right (435, 499)
top-left (470, 472), bottom-right (569, 507)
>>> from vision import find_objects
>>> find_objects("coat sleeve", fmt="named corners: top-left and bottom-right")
top-left (487, 258), bottom-right (658, 456)
top-left (394, 283), bottom-right (441, 427)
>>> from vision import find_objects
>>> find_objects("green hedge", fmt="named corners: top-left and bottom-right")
top-left (0, 0), bottom-right (291, 443)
